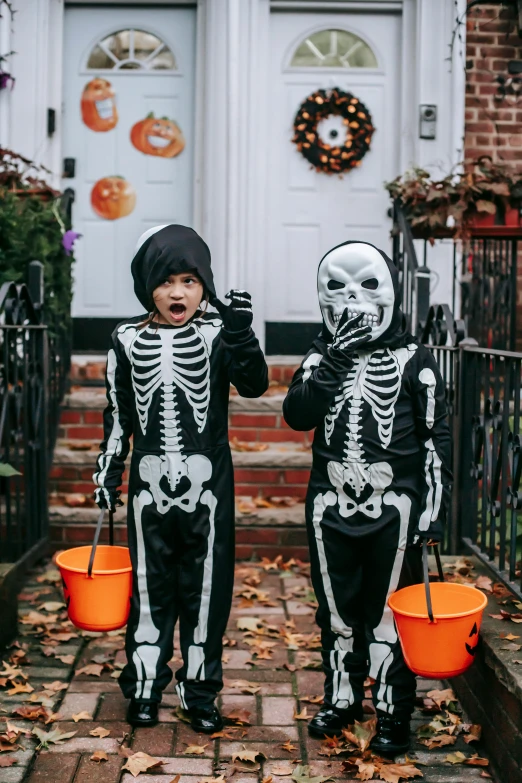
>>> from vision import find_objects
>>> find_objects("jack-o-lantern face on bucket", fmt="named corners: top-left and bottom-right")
top-left (91, 176), bottom-right (136, 221)
top-left (130, 113), bottom-right (185, 158)
top-left (81, 78), bottom-right (118, 132)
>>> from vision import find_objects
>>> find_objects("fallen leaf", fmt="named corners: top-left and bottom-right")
top-left (38, 601), bottom-right (66, 612)
top-left (55, 655), bottom-right (75, 665)
top-left (463, 725), bottom-right (482, 744)
top-left (122, 751), bottom-right (164, 777)
top-left (72, 711), bottom-right (93, 722)
top-left (342, 718), bottom-right (377, 752)
top-left (500, 643), bottom-right (521, 651)
top-left (300, 694), bottom-right (323, 704)
top-left (90, 750), bottom-right (108, 762)
top-left (76, 664), bottom-right (104, 677)
top-left (291, 764), bottom-right (333, 783)
top-left (474, 576), bottom-right (493, 592)
top-left (185, 744), bottom-right (209, 755)
top-left (32, 727), bottom-right (77, 750)
top-left (231, 747), bottom-right (265, 764)
top-left (355, 760), bottom-right (375, 781)
top-left (418, 733), bottom-right (456, 749)
top-left (281, 740), bottom-right (298, 753)
top-left (500, 633), bottom-right (520, 640)
top-left (174, 706), bottom-right (191, 724)
top-left (377, 763), bottom-right (423, 782)
top-left (226, 679), bottom-right (261, 695)
top-left (90, 726), bottom-right (111, 738)
top-left (237, 617), bottom-right (262, 632)
top-left (224, 709), bottom-right (252, 726)
top-left (293, 708), bottom-right (309, 720)
top-left (12, 706), bottom-right (55, 723)
top-left (271, 764), bottom-right (293, 776)
top-left (43, 681), bottom-right (68, 692)
top-left (465, 755), bottom-right (489, 766)
top-left (7, 681), bottom-right (34, 696)
top-left (426, 688), bottom-right (456, 708)
top-left (20, 611), bottom-right (58, 625)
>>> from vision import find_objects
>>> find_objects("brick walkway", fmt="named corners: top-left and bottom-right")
top-left (1, 559), bottom-right (496, 782)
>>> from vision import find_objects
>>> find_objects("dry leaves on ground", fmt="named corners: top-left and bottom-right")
top-left (291, 764), bottom-right (333, 783)
top-left (72, 712), bottom-right (93, 722)
top-left (121, 752), bottom-right (164, 777)
top-left (271, 763), bottom-right (294, 776)
top-left (225, 679), bottom-right (261, 695)
top-left (445, 752), bottom-right (489, 766)
top-left (342, 757), bottom-right (423, 783)
top-left (231, 747), bottom-right (266, 764)
top-left (185, 744), bottom-right (209, 755)
top-left (32, 727), bottom-right (77, 750)
top-left (90, 750), bottom-right (108, 763)
top-left (90, 726), bottom-right (111, 738)
top-left (223, 709), bottom-right (252, 726)
top-left (342, 718), bottom-right (377, 752)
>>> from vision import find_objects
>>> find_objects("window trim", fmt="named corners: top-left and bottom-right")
top-left (81, 26), bottom-right (182, 75)
top-left (284, 24), bottom-right (382, 73)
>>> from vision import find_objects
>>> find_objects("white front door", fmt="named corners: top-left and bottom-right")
top-left (63, 6), bottom-right (196, 319)
top-left (266, 11), bottom-right (402, 327)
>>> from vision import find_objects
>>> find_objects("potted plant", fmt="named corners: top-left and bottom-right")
top-left (385, 157), bottom-right (522, 239)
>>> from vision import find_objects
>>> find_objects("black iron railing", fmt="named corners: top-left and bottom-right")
top-left (460, 232), bottom-right (520, 351)
top-left (392, 200), bottom-right (431, 338)
top-left (423, 304), bottom-right (522, 600)
top-left (0, 261), bottom-right (70, 564)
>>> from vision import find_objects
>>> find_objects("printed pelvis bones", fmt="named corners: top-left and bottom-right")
top-left (317, 242), bottom-right (395, 340)
top-left (118, 320), bottom-right (221, 694)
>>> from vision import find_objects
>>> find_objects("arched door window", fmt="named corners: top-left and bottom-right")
top-left (290, 29), bottom-right (377, 69)
top-left (86, 29), bottom-right (177, 71)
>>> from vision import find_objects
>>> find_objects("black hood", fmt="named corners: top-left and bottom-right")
top-left (318, 240), bottom-right (416, 350)
top-left (131, 224), bottom-right (216, 311)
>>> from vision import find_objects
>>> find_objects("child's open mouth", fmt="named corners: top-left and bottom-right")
top-left (169, 303), bottom-right (187, 322)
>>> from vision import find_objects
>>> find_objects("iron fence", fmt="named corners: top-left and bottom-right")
top-left (460, 233), bottom-right (519, 351)
top-left (392, 201), bottom-right (431, 337)
top-left (0, 261), bottom-right (70, 564)
top-left (423, 304), bottom-right (522, 600)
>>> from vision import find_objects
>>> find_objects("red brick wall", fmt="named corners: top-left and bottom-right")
top-left (465, 3), bottom-right (522, 347)
top-left (465, 3), bottom-right (522, 166)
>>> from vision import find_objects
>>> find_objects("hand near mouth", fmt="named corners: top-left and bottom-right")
top-left (331, 308), bottom-right (372, 355)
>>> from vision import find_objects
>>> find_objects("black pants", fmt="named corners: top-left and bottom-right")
top-left (306, 491), bottom-right (422, 719)
top-left (119, 448), bottom-right (235, 707)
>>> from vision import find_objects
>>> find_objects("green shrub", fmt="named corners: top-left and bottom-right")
top-left (0, 150), bottom-right (74, 326)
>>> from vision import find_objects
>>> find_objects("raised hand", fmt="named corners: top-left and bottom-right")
top-left (331, 309), bottom-right (372, 354)
top-left (214, 289), bottom-right (253, 332)
top-left (94, 487), bottom-right (124, 512)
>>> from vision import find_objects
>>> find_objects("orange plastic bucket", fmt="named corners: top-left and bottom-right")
top-left (56, 510), bottom-right (132, 631)
top-left (389, 581), bottom-right (488, 678)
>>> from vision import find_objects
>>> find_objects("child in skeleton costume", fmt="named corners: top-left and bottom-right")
top-left (93, 225), bottom-right (268, 732)
top-left (283, 241), bottom-right (451, 755)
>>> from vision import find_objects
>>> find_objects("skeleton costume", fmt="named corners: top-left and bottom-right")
top-left (283, 242), bottom-right (451, 720)
top-left (93, 225), bottom-right (268, 709)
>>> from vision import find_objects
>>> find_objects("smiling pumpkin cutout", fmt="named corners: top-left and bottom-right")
top-left (130, 112), bottom-right (185, 158)
top-left (81, 78), bottom-right (118, 132)
top-left (91, 176), bottom-right (136, 221)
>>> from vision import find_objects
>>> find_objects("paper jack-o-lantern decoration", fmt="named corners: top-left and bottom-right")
top-left (91, 176), bottom-right (136, 221)
top-left (130, 112), bottom-right (185, 158)
top-left (81, 78), bottom-right (118, 132)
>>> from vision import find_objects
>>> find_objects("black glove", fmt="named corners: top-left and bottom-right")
top-left (213, 289), bottom-right (253, 332)
top-left (94, 487), bottom-right (123, 512)
top-left (330, 310), bottom-right (372, 358)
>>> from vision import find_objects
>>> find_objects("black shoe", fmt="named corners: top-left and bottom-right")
top-left (126, 700), bottom-right (159, 727)
top-left (189, 705), bottom-right (224, 734)
top-left (370, 713), bottom-right (410, 756)
top-left (308, 704), bottom-right (364, 738)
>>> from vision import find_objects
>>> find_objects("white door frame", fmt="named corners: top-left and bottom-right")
top-left (195, 0), bottom-right (466, 346)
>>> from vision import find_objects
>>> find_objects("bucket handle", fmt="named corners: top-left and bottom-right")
top-left (87, 509), bottom-right (114, 578)
top-left (423, 539), bottom-right (445, 624)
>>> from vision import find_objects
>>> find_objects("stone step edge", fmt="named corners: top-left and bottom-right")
top-left (64, 390), bottom-right (287, 412)
top-left (49, 503), bottom-right (305, 527)
top-left (53, 443), bottom-right (312, 468)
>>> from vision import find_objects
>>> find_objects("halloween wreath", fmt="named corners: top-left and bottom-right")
top-left (292, 87), bottom-right (375, 174)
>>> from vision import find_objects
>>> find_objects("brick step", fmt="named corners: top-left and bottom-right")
top-left (49, 502), bottom-right (308, 559)
top-left (50, 441), bottom-right (312, 499)
top-left (71, 353), bottom-right (301, 385)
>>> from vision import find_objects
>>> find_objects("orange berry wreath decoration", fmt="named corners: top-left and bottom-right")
top-left (292, 87), bottom-right (375, 174)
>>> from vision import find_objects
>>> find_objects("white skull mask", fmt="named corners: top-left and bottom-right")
top-left (317, 242), bottom-right (395, 339)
